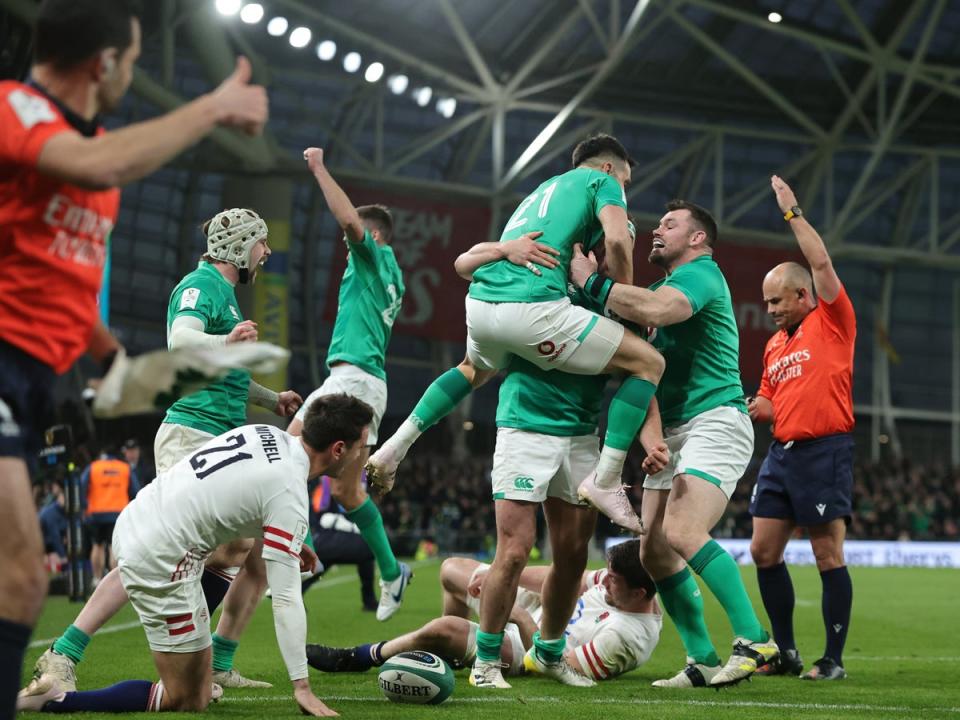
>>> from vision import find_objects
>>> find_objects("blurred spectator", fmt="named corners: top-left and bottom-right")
top-left (80, 450), bottom-right (140, 582)
top-left (38, 480), bottom-right (68, 574)
top-left (122, 438), bottom-right (155, 487)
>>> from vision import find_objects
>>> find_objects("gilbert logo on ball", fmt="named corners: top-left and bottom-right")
top-left (377, 651), bottom-right (454, 705)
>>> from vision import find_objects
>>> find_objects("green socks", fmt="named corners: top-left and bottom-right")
top-left (211, 633), bottom-right (238, 673)
top-left (690, 540), bottom-right (767, 643)
top-left (604, 377), bottom-right (657, 451)
top-left (656, 568), bottom-right (720, 667)
top-left (409, 368), bottom-right (473, 431)
top-left (476, 630), bottom-right (504, 662)
top-left (532, 631), bottom-right (566, 665)
top-left (347, 497), bottom-right (400, 582)
top-left (52, 624), bottom-right (90, 665)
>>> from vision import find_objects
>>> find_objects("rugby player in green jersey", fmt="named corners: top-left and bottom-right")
top-left (292, 147), bottom-right (411, 621)
top-left (369, 135), bottom-right (664, 535)
top-left (569, 200), bottom-right (777, 688)
top-left (33, 210), bottom-right (306, 691)
top-left (452, 225), bottom-right (655, 689)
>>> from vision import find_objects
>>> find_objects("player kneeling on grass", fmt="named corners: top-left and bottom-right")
top-left (19, 395), bottom-right (372, 717)
top-left (305, 540), bottom-right (661, 684)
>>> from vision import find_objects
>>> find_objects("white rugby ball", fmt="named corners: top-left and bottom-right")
top-left (377, 651), bottom-right (454, 705)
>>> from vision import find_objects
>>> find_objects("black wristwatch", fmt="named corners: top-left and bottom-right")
top-left (783, 205), bottom-right (803, 221)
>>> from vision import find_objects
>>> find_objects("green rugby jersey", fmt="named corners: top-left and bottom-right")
top-left (469, 167), bottom-right (627, 303)
top-left (326, 230), bottom-right (404, 381)
top-left (163, 262), bottom-right (250, 436)
top-left (647, 255), bottom-right (746, 427)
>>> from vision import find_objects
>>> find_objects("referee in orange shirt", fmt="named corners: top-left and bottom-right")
top-left (746, 176), bottom-right (857, 682)
top-left (0, 2), bottom-right (267, 713)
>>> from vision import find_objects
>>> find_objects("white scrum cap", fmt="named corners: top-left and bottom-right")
top-left (205, 208), bottom-right (268, 283)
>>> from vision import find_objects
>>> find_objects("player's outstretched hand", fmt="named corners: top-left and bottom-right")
top-left (303, 147), bottom-right (325, 175)
top-left (500, 231), bottom-right (558, 276)
top-left (226, 320), bottom-right (258, 344)
top-left (770, 175), bottom-right (799, 214)
top-left (276, 390), bottom-right (303, 417)
top-left (569, 243), bottom-right (599, 289)
top-left (293, 681), bottom-right (338, 717)
top-left (641, 442), bottom-right (669, 475)
top-left (211, 57), bottom-right (268, 136)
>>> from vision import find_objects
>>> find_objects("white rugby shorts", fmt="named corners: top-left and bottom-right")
top-left (153, 423), bottom-right (215, 474)
top-left (491, 428), bottom-right (599, 505)
top-left (465, 297), bottom-right (623, 375)
top-left (295, 364), bottom-right (387, 445)
top-left (112, 513), bottom-right (211, 653)
top-left (643, 405), bottom-right (754, 499)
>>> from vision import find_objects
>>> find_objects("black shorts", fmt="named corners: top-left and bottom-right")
top-left (86, 518), bottom-right (117, 545)
top-left (0, 340), bottom-right (57, 471)
top-left (749, 433), bottom-right (854, 527)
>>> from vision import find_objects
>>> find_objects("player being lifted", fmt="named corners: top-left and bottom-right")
top-left (291, 148), bottom-right (412, 621)
top-left (32, 210), bottom-right (303, 691)
top-left (18, 394), bottom-right (371, 717)
top-left (367, 135), bottom-right (664, 533)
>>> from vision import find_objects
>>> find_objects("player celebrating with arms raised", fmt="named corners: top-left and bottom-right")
top-left (19, 395), bottom-right (372, 717)
top-left (292, 148), bottom-right (411, 622)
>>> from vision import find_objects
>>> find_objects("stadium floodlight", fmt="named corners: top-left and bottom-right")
top-left (289, 26), bottom-right (312, 48)
top-left (266, 16), bottom-right (288, 36)
top-left (215, 0), bottom-right (241, 16)
top-left (767, 11), bottom-right (782, 23)
top-left (239, 3), bottom-right (264, 23)
top-left (343, 51), bottom-right (362, 73)
top-left (387, 74), bottom-right (409, 95)
top-left (413, 86), bottom-right (432, 107)
top-left (436, 97), bottom-right (457, 118)
top-left (364, 62), bottom-right (384, 83)
top-left (317, 39), bottom-right (337, 61)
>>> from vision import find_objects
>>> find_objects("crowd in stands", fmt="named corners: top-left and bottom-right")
top-left (379, 451), bottom-right (960, 549)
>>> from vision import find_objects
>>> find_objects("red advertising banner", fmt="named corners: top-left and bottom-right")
top-left (323, 187), bottom-right (803, 392)
top-left (323, 186), bottom-right (490, 343)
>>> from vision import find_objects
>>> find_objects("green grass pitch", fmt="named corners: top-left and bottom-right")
top-left (22, 560), bottom-right (960, 719)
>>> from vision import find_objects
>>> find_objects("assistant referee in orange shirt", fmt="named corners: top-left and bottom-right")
top-left (746, 176), bottom-right (857, 682)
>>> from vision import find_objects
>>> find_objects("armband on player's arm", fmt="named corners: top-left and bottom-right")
top-left (584, 272), bottom-right (615, 309)
top-left (248, 380), bottom-right (280, 410)
top-left (168, 315), bottom-right (227, 350)
top-left (265, 557), bottom-right (309, 681)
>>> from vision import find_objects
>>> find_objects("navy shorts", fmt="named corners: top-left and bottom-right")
top-left (0, 341), bottom-right (57, 471)
top-left (749, 433), bottom-right (854, 527)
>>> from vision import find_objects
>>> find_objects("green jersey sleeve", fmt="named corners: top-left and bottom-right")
top-left (345, 229), bottom-right (379, 266)
top-left (590, 173), bottom-right (627, 218)
top-left (661, 258), bottom-right (726, 313)
top-left (168, 276), bottom-right (221, 327)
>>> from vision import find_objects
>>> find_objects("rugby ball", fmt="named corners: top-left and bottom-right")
top-left (377, 651), bottom-right (454, 705)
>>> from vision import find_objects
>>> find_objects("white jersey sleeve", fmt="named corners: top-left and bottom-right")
top-left (260, 481), bottom-right (309, 566)
top-left (572, 620), bottom-right (657, 681)
top-left (265, 556), bottom-right (309, 680)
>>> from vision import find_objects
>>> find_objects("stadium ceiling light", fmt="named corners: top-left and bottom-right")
top-left (317, 39), bottom-right (337, 61)
top-left (215, 0), bottom-right (242, 16)
top-left (364, 62), bottom-right (385, 83)
top-left (413, 86), bottom-right (432, 107)
top-left (289, 26), bottom-right (312, 48)
top-left (266, 16), bottom-right (288, 36)
top-left (387, 74), bottom-right (409, 95)
top-left (343, 51), bottom-right (362, 73)
top-left (767, 11), bottom-right (783, 23)
top-left (239, 3), bottom-right (264, 23)
top-left (436, 97), bottom-right (457, 118)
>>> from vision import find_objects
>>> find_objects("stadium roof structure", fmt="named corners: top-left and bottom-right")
top-left (141, 0), bottom-right (960, 270)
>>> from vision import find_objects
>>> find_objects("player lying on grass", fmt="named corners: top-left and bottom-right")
top-left (305, 539), bottom-right (661, 683)
top-left (18, 395), bottom-right (372, 717)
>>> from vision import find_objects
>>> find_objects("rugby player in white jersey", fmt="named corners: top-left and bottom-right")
top-left (305, 540), bottom-right (661, 684)
top-left (18, 394), bottom-right (372, 717)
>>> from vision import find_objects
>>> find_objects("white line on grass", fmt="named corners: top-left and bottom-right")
top-left (219, 695), bottom-right (960, 714)
top-left (848, 655), bottom-right (960, 661)
top-left (30, 559), bottom-right (438, 649)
